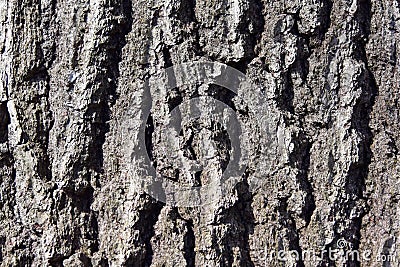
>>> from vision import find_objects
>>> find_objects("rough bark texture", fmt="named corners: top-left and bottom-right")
top-left (0, 0), bottom-right (399, 266)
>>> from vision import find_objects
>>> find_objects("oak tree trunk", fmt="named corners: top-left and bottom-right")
top-left (0, 0), bottom-right (399, 266)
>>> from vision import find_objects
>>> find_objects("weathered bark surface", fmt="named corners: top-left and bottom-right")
top-left (0, 0), bottom-right (399, 266)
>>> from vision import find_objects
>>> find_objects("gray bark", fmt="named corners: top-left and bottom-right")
top-left (0, 0), bottom-right (399, 266)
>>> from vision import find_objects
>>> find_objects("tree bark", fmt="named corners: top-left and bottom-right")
top-left (0, 0), bottom-right (399, 266)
